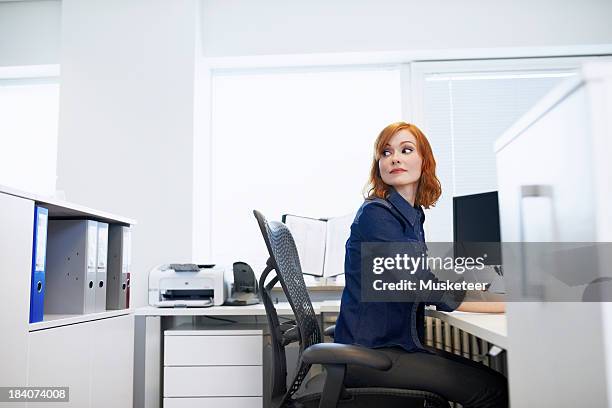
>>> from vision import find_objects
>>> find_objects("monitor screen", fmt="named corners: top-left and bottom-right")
top-left (453, 191), bottom-right (501, 265)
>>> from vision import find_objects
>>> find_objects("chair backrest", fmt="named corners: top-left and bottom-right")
top-left (253, 210), bottom-right (323, 406)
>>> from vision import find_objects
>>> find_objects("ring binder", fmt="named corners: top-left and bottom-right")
top-left (29, 206), bottom-right (49, 323)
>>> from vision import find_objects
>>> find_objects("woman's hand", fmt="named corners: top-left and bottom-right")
top-left (456, 301), bottom-right (505, 313)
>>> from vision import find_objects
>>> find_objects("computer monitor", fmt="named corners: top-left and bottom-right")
top-left (453, 191), bottom-right (501, 266)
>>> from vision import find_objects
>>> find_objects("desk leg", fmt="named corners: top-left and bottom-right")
top-left (133, 315), bottom-right (146, 408)
top-left (133, 315), bottom-right (161, 408)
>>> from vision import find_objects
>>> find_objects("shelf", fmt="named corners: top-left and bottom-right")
top-left (29, 309), bottom-right (133, 332)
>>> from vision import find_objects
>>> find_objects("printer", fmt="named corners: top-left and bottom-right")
top-left (148, 264), bottom-right (227, 307)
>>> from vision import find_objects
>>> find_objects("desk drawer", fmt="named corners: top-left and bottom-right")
top-left (164, 366), bottom-right (262, 397)
top-left (164, 334), bottom-right (262, 366)
top-left (164, 397), bottom-right (262, 408)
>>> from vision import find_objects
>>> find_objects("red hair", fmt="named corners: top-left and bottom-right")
top-left (365, 122), bottom-right (442, 209)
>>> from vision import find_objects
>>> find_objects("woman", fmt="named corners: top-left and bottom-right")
top-left (334, 122), bottom-right (508, 408)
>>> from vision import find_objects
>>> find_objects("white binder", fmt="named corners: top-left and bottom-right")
top-left (95, 222), bottom-right (108, 312)
top-left (106, 225), bottom-right (131, 309)
top-left (46, 219), bottom-right (98, 314)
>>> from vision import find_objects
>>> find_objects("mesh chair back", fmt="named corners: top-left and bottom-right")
top-left (254, 210), bottom-right (323, 405)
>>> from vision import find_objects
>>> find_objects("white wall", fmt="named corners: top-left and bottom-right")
top-left (6, 0), bottom-right (612, 301)
top-left (4, 0), bottom-right (612, 67)
top-left (200, 0), bottom-right (612, 58)
top-left (191, 61), bottom-right (212, 263)
top-left (57, 0), bottom-right (198, 309)
top-left (0, 0), bottom-right (61, 66)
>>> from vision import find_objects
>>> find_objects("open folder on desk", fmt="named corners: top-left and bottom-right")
top-left (282, 213), bottom-right (354, 278)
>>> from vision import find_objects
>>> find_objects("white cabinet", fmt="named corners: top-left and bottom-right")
top-left (27, 322), bottom-right (91, 408)
top-left (90, 315), bottom-right (134, 408)
top-left (164, 333), bottom-right (262, 366)
top-left (495, 63), bottom-right (612, 407)
top-left (0, 187), bottom-right (135, 408)
top-left (163, 397), bottom-right (262, 408)
top-left (164, 366), bottom-right (262, 397)
top-left (26, 314), bottom-right (134, 408)
top-left (163, 328), bottom-right (263, 407)
top-left (0, 192), bottom-right (33, 407)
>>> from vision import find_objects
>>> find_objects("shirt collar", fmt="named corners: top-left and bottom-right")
top-left (387, 188), bottom-right (424, 226)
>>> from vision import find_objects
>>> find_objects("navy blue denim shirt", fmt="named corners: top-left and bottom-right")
top-left (334, 189), bottom-right (464, 352)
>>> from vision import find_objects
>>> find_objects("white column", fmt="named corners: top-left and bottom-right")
top-left (57, 0), bottom-right (198, 309)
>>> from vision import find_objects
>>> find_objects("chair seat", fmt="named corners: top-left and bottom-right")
top-left (292, 387), bottom-right (450, 408)
top-left (292, 359), bottom-right (449, 408)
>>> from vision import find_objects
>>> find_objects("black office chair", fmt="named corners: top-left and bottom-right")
top-left (253, 210), bottom-right (450, 408)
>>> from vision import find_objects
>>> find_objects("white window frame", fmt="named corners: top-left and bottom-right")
top-left (408, 56), bottom-right (609, 128)
top-left (200, 63), bottom-right (405, 264)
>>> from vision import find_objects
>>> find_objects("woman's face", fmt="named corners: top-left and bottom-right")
top-left (378, 129), bottom-right (423, 189)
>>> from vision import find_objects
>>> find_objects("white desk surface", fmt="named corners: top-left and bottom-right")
top-left (136, 301), bottom-right (342, 317)
top-left (318, 301), bottom-right (507, 348)
top-left (427, 310), bottom-right (508, 349)
top-left (136, 302), bottom-right (314, 316)
top-left (136, 301), bottom-right (507, 348)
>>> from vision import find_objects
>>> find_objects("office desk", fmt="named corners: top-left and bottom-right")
top-left (134, 302), bottom-right (507, 408)
top-left (134, 303), bottom-right (326, 408)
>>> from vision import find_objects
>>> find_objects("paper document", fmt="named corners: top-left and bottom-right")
top-left (283, 212), bottom-right (354, 277)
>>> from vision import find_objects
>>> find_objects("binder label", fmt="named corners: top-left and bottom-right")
top-left (35, 211), bottom-right (48, 272)
top-left (87, 221), bottom-right (97, 272)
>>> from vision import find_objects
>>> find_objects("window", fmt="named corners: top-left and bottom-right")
top-left (410, 58), bottom-right (598, 241)
top-left (201, 57), bottom-right (603, 268)
top-left (208, 67), bottom-right (401, 268)
top-left (0, 77), bottom-right (60, 196)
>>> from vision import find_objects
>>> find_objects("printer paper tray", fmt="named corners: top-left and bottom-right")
top-left (154, 299), bottom-right (213, 308)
